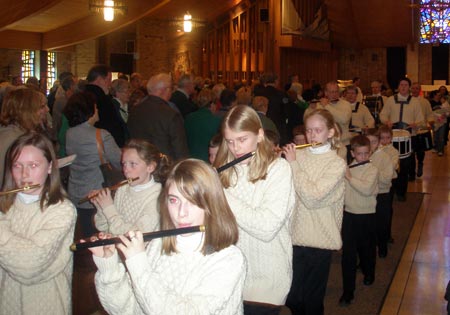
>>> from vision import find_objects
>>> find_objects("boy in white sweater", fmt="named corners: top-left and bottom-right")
top-left (340, 135), bottom-right (379, 305)
top-left (366, 128), bottom-right (397, 258)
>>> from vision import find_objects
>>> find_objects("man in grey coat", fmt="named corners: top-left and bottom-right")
top-left (127, 73), bottom-right (188, 160)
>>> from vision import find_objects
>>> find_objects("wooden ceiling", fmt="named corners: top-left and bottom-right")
top-left (0, 0), bottom-right (418, 51)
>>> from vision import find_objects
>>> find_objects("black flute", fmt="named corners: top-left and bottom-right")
top-left (216, 151), bottom-right (256, 173)
top-left (70, 225), bottom-right (206, 251)
top-left (349, 160), bottom-right (371, 168)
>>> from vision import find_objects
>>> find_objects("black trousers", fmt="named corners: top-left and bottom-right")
top-left (76, 207), bottom-right (98, 238)
top-left (341, 211), bottom-right (376, 295)
top-left (392, 156), bottom-right (411, 198)
top-left (286, 246), bottom-right (332, 315)
top-left (244, 302), bottom-right (281, 315)
top-left (376, 193), bottom-right (391, 254)
top-left (410, 150), bottom-right (425, 177)
top-left (388, 185), bottom-right (395, 239)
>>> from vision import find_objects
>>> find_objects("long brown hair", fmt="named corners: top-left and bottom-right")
top-left (213, 105), bottom-right (276, 188)
top-left (0, 132), bottom-right (66, 213)
top-left (0, 88), bottom-right (42, 130)
top-left (159, 159), bottom-right (238, 255)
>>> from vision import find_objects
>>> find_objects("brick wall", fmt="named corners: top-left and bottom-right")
top-left (338, 48), bottom-right (387, 94)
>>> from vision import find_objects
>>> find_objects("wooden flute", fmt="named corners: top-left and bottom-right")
top-left (77, 177), bottom-right (139, 204)
top-left (349, 160), bottom-right (371, 168)
top-left (70, 225), bottom-right (206, 251)
top-left (0, 184), bottom-right (41, 196)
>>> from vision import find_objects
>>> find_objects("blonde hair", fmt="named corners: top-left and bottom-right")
top-left (304, 108), bottom-right (341, 150)
top-left (160, 159), bottom-right (238, 255)
top-left (214, 105), bottom-right (276, 188)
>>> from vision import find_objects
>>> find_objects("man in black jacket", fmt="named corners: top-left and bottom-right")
top-left (85, 64), bottom-right (126, 147)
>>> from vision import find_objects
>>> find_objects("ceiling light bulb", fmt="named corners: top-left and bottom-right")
top-left (104, 0), bottom-right (115, 21)
top-left (184, 12), bottom-right (192, 32)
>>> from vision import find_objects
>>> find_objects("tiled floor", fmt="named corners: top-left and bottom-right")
top-left (381, 147), bottom-right (450, 315)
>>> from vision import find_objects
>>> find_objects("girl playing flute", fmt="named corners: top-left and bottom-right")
top-left (0, 132), bottom-right (77, 314)
top-left (91, 139), bottom-right (171, 235)
top-left (89, 159), bottom-right (246, 314)
top-left (283, 109), bottom-right (346, 315)
top-left (214, 105), bottom-right (295, 315)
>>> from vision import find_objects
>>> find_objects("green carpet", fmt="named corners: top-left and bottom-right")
top-left (323, 192), bottom-right (425, 315)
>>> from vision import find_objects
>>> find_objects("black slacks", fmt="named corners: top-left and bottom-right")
top-left (286, 246), bottom-right (332, 315)
top-left (341, 211), bottom-right (377, 294)
top-left (376, 193), bottom-right (391, 254)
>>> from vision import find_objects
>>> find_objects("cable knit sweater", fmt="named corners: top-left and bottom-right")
top-left (289, 147), bottom-right (346, 250)
top-left (371, 148), bottom-right (396, 193)
top-left (381, 144), bottom-right (400, 177)
top-left (0, 198), bottom-right (77, 315)
top-left (223, 158), bottom-right (295, 305)
top-left (95, 181), bottom-right (161, 235)
top-left (94, 236), bottom-right (246, 315)
top-left (345, 162), bottom-right (379, 214)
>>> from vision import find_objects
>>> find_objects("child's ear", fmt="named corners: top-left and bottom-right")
top-left (257, 128), bottom-right (264, 143)
top-left (48, 161), bottom-right (52, 174)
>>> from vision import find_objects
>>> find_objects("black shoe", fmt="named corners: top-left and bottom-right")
top-left (378, 247), bottom-right (388, 258)
top-left (388, 237), bottom-right (395, 244)
top-left (397, 195), bottom-right (406, 202)
top-left (408, 176), bottom-right (415, 182)
top-left (417, 164), bottom-right (423, 177)
top-left (363, 275), bottom-right (374, 286)
top-left (339, 293), bottom-right (354, 306)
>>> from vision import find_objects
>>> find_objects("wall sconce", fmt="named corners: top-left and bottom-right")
top-left (89, 0), bottom-right (127, 22)
top-left (183, 12), bottom-right (192, 33)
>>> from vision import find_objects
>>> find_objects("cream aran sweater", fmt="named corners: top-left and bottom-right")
top-left (345, 162), bottom-right (379, 214)
top-left (371, 148), bottom-right (396, 193)
top-left (94, 236), bottom-right (246, 315)
top-left (0, 198), bottom-right (77, 315)
top-left (224, 158), bottom-right (295, 305)
top-left (95, 181), bottom-right (161, 235)
top-left (289, 147), bottom-right (346, 250)
top-left (381, 144), bottom-right (399, 177)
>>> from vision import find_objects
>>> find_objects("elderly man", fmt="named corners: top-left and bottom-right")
top-left (127, 73), bottom-right (188, 160)
top-left (380, 77), bottom-right (424, 200)
top-left (170, 74), bottom-right (197, 118)
top-left (410, 82), bottom-right (434, 178)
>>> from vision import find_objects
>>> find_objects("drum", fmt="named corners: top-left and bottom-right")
top-left (415, 129), bottom-right (433, 151)
top-left (392, 129), bottom-right (412, 159)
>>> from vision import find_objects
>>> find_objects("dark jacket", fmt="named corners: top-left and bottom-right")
top-left (85, 84), bottom-right (126, 147)
top-left (127, 94), bottom-right (189, 160)
top-left (170, 90), bottom-right (197, 118)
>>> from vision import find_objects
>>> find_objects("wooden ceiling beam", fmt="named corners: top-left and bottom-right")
top-left (0, 30), bottom-right (42, 50)
top-left (42, 0), bottom-right (171, 50)
top-left (0, 0), bottom-right (65, 31)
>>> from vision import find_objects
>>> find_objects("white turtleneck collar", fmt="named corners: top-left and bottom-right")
top-left (176, 231), bottom-right (205, 253)
top-left (309, 142), bottom-right (332, 154)
top-left (18, 192), bottom-right (40, 204)
top-left (130, 176), bottom-right (155, 192)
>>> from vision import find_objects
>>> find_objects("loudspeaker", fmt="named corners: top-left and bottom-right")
top-left (110, 53), bottom-right (133, 74)
top-left (260, 8), bottom-right (269, 22)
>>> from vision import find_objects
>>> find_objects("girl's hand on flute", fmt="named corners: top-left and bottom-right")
top-left (116, 230), bottom-right (145, 260)
top-left (282, 143), bottom-right (297, 162)
top-left (81, 232), bottom-right (116, 258)
top-left (90, 188), bottom-right (113, 209)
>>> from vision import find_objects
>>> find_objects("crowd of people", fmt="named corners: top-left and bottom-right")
top-left (0, 66), bottom-right (449, 315)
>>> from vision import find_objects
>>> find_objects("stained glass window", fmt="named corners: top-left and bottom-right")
top-left (47, 52), bottom-right (56, 94)
top-left (420, 0), bottom-right (450, 43)
top-left (21, 50), bottom-right (35, 83)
